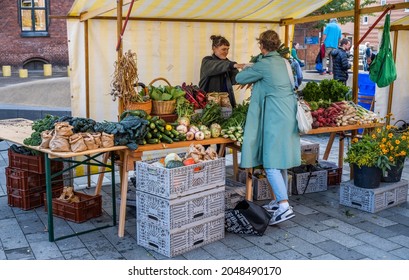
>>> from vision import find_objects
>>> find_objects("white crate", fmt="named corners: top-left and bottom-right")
top-left (135, 157), bottom-right (225, 199)
top-left (137, 213), bottom-right (225, 258)
top-left (300, 139), bottom-right (320, 165)
top-left (136, 186), bottom-right (225, 229)
top-left (340, 179), bottom-right (408, 213)
top-left (225, 178), bottom-right (246, 209)
top-left (289, 169), bottom-right (328, 195)
top-left (252, 177), bottom-right (274, 200)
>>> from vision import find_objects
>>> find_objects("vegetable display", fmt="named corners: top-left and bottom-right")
top-left (181, 82), bottom-right (207, 109)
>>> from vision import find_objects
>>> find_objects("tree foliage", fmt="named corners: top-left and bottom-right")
top-left (309, 0), bottom-right (376, 29)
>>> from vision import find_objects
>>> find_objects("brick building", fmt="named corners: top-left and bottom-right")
top-left (0, 0), bottom-right (74, 73)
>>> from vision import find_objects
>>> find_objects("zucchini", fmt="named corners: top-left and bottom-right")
top-left (155, 119), bottom-right (166, 127)
top-left (160, 133), bottom-right (173, 144)
top-left (170, 129), bottom-right (179, 136)
top-left (147, 138), bottom-right (159, 144)
top-left (149, 122), bottom-right (156, 129)
top-left (150, 116), bottom-right (159, 122)
top-left (146, 132), bottom-right (152, 139)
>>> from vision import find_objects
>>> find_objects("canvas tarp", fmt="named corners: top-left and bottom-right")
top-left (374, 15), bottom-right (409, 122)
top-left (67, 0), bottom-right (329, 121)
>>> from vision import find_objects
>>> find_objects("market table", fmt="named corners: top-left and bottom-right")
top-left (228, 123), bottom-right (384, 201)
top-left (0, 118), bottom-right (127, 241)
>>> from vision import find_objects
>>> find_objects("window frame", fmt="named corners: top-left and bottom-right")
top-left (380, 0), bottom-right (387, 5)
top-left (405, 0), bottom-right (409, 12)
top-left (18, 0), bottom-right (50, 37)
top-left (363, 16), bottom-right (369, 25)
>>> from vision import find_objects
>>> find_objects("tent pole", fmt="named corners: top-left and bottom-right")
top-left (284, 24), bottom-right (289, 49)
top-left (84, 20), bottom-right (90, 118)
top-left (352, 0), bottom-right (360, 105)
top-left (117, 0), bottom-right (124, 118)
top-left (386, 30), bottom-right (399, 125)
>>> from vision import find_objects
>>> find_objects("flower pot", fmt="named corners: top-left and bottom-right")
top-left (353, 164), bottom-right (381, 189)
top-left (381, 158), bottom-right (405, 183)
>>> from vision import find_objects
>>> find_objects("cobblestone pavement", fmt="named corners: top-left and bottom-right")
top-left (1, 135), bottom-right (408, 260)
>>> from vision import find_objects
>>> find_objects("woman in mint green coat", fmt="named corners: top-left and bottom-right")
top-left (236, 30), bottom-right (301, 225)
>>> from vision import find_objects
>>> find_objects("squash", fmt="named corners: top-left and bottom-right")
top-left (164, 153), bottom-right (182, 166)
top-left (183, 157), bottom-right (196, 166)
top-left (166, 160), bottom-right (185, 169)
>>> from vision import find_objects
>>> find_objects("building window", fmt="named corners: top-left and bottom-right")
top-left (380, 0), bottom-right (387, 5)
top-left (19, 0), bottom-right (49, 37)
top-left (406, 0), bottom-right (409, 12)
top-left (363, 16), bottom-right (369, 25)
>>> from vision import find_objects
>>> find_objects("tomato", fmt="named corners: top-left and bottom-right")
top-left (183, 158), bottom-right (196, 166)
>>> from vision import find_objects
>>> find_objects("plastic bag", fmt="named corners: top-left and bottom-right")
top-left (296, 99), bottom-right (313, 134)
top-left (225, 200), bottom-right (271, 236)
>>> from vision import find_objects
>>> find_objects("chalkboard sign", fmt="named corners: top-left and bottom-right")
top-left (305, 36), bottom-right (319, 45)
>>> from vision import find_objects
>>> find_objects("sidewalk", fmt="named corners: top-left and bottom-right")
top-left (1, 135), bottom-right (409, 260)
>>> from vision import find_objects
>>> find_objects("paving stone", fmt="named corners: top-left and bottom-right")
top-left (291, 213), bottom-right (331, 232)
top-left (29, 240), bottom-right (63, 260)
top-left (317, 229), bottom-right (364, 248)
top-left (385, 224), bottom-right (409, 237)
top-left (236, 246), bottom-right (278, 260)
top-left (354, 232), bottom-right (402, 251)
top-left (15, 211), bottom-right (47, 235)
top-left (279, 236), bottom-right (327, 258)
top-left (243, 234), bottom-right (289, 254)
top-left (291, 202), bottom-right (319, 215)
top-left (0, 218), bottom-right (29, 250)
top-left (353, 221), bottom-right (400, 238)
top-left (202, 241), bottom-right (246, 260)
top-left (55, 236), bottom-right (86, 251)
top-left (284, 225), bottom-right (329, 244)
top-left (388, 235), bottom-right (409, 248)
top-left (321, 218), bottom-right (365, 235)
top-left (389, 247), bottom-right (409, 259)
top-left (182, 247), bottom-right (217, 260)
top-left (273, 249), bottom-right (309, 260)
top-left (0, 197), bottom-right (15, 219)
top-left (61, 248), bottom-right (95, 260)
top-left (83, 239), bottom-right (125, 260)
top-left (383, 213), bottom-right (409, 227)
top-left (0, 243), bottom-right (6, 260)
top-left (351, 244), bottom-right (402, 260)
top-left (221, 232), bottom-right (255, 250)
top-left (119, 245), bottom-right (156, 260)
top-left (311, 253), bottom-right (340, 260)
top-left (4, 247), bottom-right (35, 260)
top-left (355, 211), bottom-right (398, 227)
top-left (314, 240), bottom-right (365, 260)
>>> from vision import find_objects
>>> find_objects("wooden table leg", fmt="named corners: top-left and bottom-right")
top-left (245, 168), bottom-right (253, 201)
top-left (95, 152), bottom-right (109, 195)
top-left (323, 132), bottom-right (336, 160)
top-left (118, 149), bottom-right (130, 238)
top-left (338, 133), bottom-right (345, 168)
top-left (218, 143), bottom-right (226, 157)
top-left (232, 148), bottom-right (238, 181)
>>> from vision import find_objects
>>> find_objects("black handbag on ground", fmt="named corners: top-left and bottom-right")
top-left (225, 199), bottom-right (272, 236)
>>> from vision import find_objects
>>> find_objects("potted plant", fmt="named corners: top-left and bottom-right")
top-left (371, 123), bottom-right (409, 182)
top-left (345, 134), bottom-right (388, 188)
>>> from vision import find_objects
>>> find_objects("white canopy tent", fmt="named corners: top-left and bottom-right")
top-left (374, 15), bottom-right (409, 123)
top-left (66, 0), bottom-right (330, 121)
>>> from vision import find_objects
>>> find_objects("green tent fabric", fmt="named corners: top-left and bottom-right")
top-left (369, 14), bottom-right (397, 88)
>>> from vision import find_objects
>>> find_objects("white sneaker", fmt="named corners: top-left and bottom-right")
top-left (269, 206), bottom-right (295, 225)
top-left (262, 200), bottom-right (279, 213)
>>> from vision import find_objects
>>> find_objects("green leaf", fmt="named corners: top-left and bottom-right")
top-left (161, 93), bottom-right (172, 101)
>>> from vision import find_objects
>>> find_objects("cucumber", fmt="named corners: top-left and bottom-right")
top-left (150, 116), bottom-right (159, 122)
top-left (155, 119), bottom-right (166, 127)
top-left (147, 138), bottom-right (159, 144)
top-left (146, 132), bottom-right (152, 139)
top-left (160, 133), bottom-right (173, 144)
top-left (170, 129), bottom-right (179, 136)
top-left (149, 122), bottom-right (156, 129)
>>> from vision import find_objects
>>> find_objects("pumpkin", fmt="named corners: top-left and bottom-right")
top-left (183, 157), bottom-right (196, 166)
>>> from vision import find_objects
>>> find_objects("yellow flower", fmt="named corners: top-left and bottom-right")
top-left (395, 140), bottom-right (401, 145)
top-left (382, 138), bottom-right (386, 143)
top-left (402, 135), bottom-right (407, 140)
top-left (352, 138), bottom-right (358, 143)
top-left (390, 146), bottom-right (394, 150)
top-left (372, 134), bottom-right (376, 139)
top-left (376, 128), bottom-right (381, 133)
top-left (389, 156), bottom-right (394, 161)
top-left (382, 149), bottom-right (388, 154)
top-left (386, 125), bottom-right (391, 130)
top-left (401, 151), bottom-right (407, 156)
top-left (388, 133), bottom-right (393, 138)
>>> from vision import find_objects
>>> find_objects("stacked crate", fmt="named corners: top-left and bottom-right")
top-left (135, 156), bottom-right (226, 258)
top-left (6, 148), bottom-right (64, 210)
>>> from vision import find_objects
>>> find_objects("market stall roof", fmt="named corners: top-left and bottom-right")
top-left (67, 0), bottom-right (330, 22)
top-left (390, 15), bottom-right (409, 30)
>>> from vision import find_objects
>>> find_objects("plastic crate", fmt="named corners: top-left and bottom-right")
top-left (237, 168), bottom-right (247, 184)
top-left (300, 139), bottom-right (320, 165)
top-left (221, 107), bottom-right (232, 119)
top-left (5, 167), bottom-right (64, 191)
top-left (252, 177), bottom-right (274, 200)
top-left (135, 157), bottom-right (225, 199)
top-left (45, 192), bottom-right (102, 223)
top-left (7, 186), bottom-right (63, 210)
top-left (358, 73), bottom-right (376, 95)
top-left (137, 213), bottom-right (224, 258)
top-left (339, 179), bottom-right (408, 213)
top-left (136, 186), bottom-right (225, 229)
top-left (289, 169), bottom-right (328, 195)
top-left (8, 149), bottom-right (64, 174)
top-left (225, 178), bottom-right (246, 209)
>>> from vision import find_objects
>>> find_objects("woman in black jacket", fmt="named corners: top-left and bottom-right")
top-left (330, 38), bottom-right (351, 85)
top-left (199, 35), bottom-right (244, 107)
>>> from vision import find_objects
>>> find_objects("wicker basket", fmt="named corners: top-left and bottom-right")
top-left (124, 82), bottom-right (152, 114)
top-left (149, 77), bottom-right (176, 115)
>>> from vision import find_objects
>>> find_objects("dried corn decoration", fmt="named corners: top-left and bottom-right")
top-left (109, 50), bottom-right (142, 104)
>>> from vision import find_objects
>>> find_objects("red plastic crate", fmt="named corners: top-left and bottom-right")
top-left (8, 149), bottom-right (64, 174)
top-left (45, 192), bottom-right (102, 223)
top-left (7, 186), bottom-right (64, 211)
top-left (5, 167), bottom-right (64, 191)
